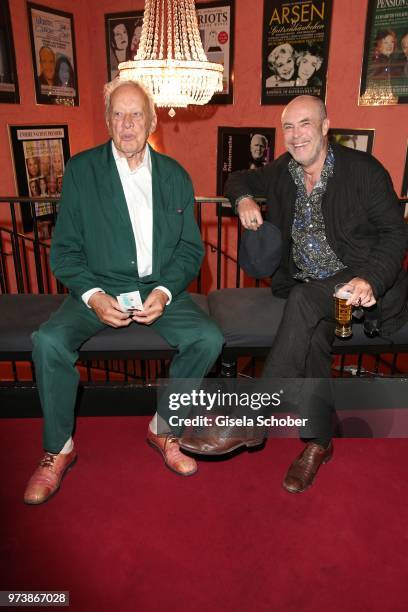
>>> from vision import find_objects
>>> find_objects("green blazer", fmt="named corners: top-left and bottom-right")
top-left (50, 141), bottom-right (204, 301)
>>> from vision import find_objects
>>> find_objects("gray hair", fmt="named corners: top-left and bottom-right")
top-left (103, 78), bottom-right (156, 122)
top-left (251, 133), bottom-right (268, 146)
top-left (313, 96), bottom-right (327, 121)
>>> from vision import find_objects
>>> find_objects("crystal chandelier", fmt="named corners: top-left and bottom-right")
top-left (118, 0), bottom-right (224, 116)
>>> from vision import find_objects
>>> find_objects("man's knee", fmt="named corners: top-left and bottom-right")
top-left (287, 283), bottom-right (311, 304)
top-left (192, 319), bottom-right (224, 358)
top-left (32, 321), bottom-right (71, 360)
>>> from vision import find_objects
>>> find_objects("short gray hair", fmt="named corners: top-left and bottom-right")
top-left (313, 96), bottom-right (327, 121)
top-left (251, 133), bottom-right (268, 146)
top-left (103, 78), bottom-right (156, 122)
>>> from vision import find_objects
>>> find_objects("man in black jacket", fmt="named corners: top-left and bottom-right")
top-left (181, 95), bottom-right (407, 493)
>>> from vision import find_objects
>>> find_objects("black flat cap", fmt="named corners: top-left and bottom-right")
top-left (239, 221), bottom-right (282, 279)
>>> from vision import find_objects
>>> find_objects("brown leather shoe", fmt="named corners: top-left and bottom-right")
top-left (147, 428), bottom-right (197, 476)
top-left (283, 442), bottom-right (333, 494)
top-left (179, 429), bottom-right (265, 456)
top-left (24, 449), bottom-right (77, 505)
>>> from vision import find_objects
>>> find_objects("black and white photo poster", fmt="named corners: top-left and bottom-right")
top-left (217, 127), bottom-right (275, 196)
top-left (262, 0), bottom-right (332, 105)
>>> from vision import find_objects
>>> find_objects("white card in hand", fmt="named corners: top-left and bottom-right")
top-left (117, 291), bottom-right (144, 312)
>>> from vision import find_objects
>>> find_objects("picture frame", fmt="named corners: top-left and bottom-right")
top-left (105, 11), bottom-right (144, 81)
top-left (328, 129), bottom-right (375, 154)
top-left (0, 0), bottom-right (20, 104)
top-left (8, 124), bottom-right (70, 233)
top-left (27, 2), bottom-right (79, 106)
top-left (359, 0), bottom-right (408, 106)
top-left (196, 0), bottom-right (235, 104)
top-left (216, 127), bottom-right (275, 209)
top-left (261, 0), bottom-right (333, 106)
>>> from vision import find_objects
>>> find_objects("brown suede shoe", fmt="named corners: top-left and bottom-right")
top-left (24, 449), bottom-right (77, 505)
top-left (283, 442), bottom-right (333, 494)
top-left (147, 428), bottom-right (197, 476)
top-left (179, 429), bottom-right (265, 456)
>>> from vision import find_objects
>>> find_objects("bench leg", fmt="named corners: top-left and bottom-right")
top-left (220, 360), bottom-right (237, 378)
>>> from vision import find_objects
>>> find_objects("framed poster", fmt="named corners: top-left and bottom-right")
top-left (328, 129), bottom-right (375, 154)
top-left (105, 11), bottom-right (144, 81)
top-left (402, 144), bottom-right (408, 198)
top-left (217, 127), bottom-right (275, 205)
top-left (359, 0), bottom-right (408, 106)
top-left (0, 0), bottom-right (19, 104)
top-left (261, 0), bottom-right (332, 105)
top-left (8, 124), bottom-right (70, 233)
top-left (196, 0), bottom-right (234, 104)
top-left (27, 3), bottom-right (79, 106)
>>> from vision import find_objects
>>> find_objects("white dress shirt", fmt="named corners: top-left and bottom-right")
top-left (82, 142), bottom-right (171, 306)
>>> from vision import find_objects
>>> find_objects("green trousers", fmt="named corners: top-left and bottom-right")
top-left (32, 292), bottom-right (224, 452)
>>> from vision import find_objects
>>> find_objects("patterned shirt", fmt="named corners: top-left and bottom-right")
top-left (289, 146), bottom-right (345, 280)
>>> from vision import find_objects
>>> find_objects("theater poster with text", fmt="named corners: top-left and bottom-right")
top-left (359, 0), bottom-right (408, 106)
top-left (217, 127), bottom-right (275, 214)
top-left (262, 0), bottom-right (332, 105)
top-left (9, 124), bottom-right (70, 233)
top-left (27, 2), bottom-right (79, 106)
top-left (196, 1), bottom-right (234, 104)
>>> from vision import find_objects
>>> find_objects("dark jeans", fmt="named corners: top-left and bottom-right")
top-left (262, 269), bottom-right (354, 447)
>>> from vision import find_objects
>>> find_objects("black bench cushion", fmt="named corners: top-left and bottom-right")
top-left (0, 293), bottom-right (209, 356)
top-left (208, 288), bottom-right (286, 347)
top-left (208, 288), bottom-right (408, 350)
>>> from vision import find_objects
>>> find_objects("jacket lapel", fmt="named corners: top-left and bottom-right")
top-left (150, 145), bottom-right (168, 277)
top-left (99, 141), bottom-right (135, 231)
top-left (321, 144), bottom-right (342, 253)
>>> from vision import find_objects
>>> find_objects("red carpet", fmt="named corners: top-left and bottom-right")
top-left (1, 416), bottom-right (408, 612)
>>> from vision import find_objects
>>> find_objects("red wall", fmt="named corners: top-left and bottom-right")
top-left (1, 0), bottom-right (407, 201)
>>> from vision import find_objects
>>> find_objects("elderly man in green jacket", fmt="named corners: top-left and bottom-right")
top-left (24, 80), bottom-right (223, 505)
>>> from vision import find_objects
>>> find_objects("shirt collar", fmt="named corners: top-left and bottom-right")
top-left (111, 141), bottom-right (151, 175)
top-left (288, 144), bottom-right (334, 190)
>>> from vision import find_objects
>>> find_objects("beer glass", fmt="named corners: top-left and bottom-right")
top-left (334, 283), bottom-right (353, 338)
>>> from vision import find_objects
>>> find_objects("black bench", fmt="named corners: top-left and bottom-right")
top-left (1, 290), bottom-right (407, 417)
top-left (1, 290), bottom-right (407, 368)
top-left (209, 288), bottom-right (408, 357)
top-left (0, 293), bottom-right (208, 361)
